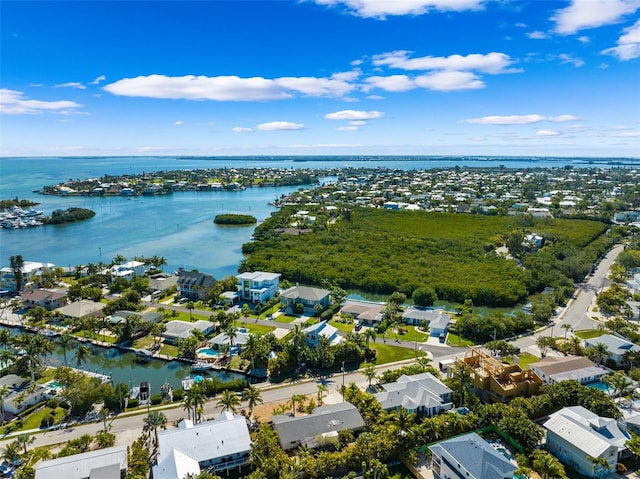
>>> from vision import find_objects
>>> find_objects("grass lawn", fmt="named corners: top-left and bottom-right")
top-left (258, 304), bottom-right (281, 319)
top-left (574, 329), bottom-right (605, 340)
top-left (274, 315), bottom-right (298, 324)
top-left (74, 330), bottom-right (117, 344)
top-left (160, 344), bottom-right (179, 357)
top-left (236, 322), bottom-right (276, 335)
top-left (37, 368), bottom-right (58, 383)
top-left (19, 406), bottom-right (66, 431)
top-left (329, 319), bottom-right (354, 333)
top-left (446, 333), bottom-right (474, 347)
top-left (504, 352), bottom-right (540, 369)
top-left (396, 325), bottom-right (429, 342)
top-left (173, 312), bottom-right (210, 323)
top-left (371, 343), bottom-right (425, 364)
top-left (132, 335), bottom-right (155, 349)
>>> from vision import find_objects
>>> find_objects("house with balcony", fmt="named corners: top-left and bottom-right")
top-left (20, 288), bottom-right (68, 311)
top-left (584, 334), bottom-right (640, 368)
top-left (373, 372), bottom-right (453, 417)
top-left (543, 406), bottom-right (631, 477)
top-left (302, 320), bottom-right (343, 347)
top-left (458, 348), bottom-right (542, 403)
top-left (280, 285), bottom-right (330, 315)
top-left (0, 261), bottom-right (55, 293)
top-left (177, 271), bottom-right (216, 300)
top-left (429, 432), bottom-right (516, 479)
top-left (110, 260), bottom-right (145, 280)
top-left (154, 412), bottom-right (251, 475)
top-left (236, 271), bottom-right (281, 303)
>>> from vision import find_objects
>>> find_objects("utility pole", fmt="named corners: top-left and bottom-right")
top-left (342, 361), bottom-right (345, 402)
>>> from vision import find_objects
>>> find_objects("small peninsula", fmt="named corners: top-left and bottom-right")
top-left (214, 214), bottom-right (257, 225)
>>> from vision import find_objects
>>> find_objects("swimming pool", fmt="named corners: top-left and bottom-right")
top-left (196, 348), bottom-right (220, 359)
top-left (587, 381), bottom-right (612, 394)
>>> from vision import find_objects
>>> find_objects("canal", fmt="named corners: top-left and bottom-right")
top-left (1, 325), bottom-right (246, 394)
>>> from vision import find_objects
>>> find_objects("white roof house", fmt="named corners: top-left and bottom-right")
top-left (156, 412), bottom-right (251, 474)
top-left (0, 261), bottom-right (55, 292)
top-left (236, 271), bottom-right (281, 303)
top-left (543, 406), bottom-right (630, 477)
top-left (302, 320), bottom-right (343, 347)
top-left (152, 448), bottom-right (201, 479)
top-left (530, 355), bottom-right (610, 385)
top-left (35, 445), bottom-right (127, 479)
top-left (584, 334), bottom-right (640, 367)
top-left (374, 372), bottom-right (453, 416)
top-left (162, 320), bottom-right (215, 343)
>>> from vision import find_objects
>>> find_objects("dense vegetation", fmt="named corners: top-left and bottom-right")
top-left (214, 214), bottom-right (257, 225)
top-left (242, 207), bottom-right (609, 306)
top-left (0, 198), bottom-right (39, 209)
top-left (44, 207), bottom-right (95, 224)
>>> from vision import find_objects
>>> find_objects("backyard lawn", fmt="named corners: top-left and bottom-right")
top-left (446, 333), bottom-right (474, 347)
top-left (574, 329), bottom-right (605, 340)
top-left (329, 319), bottom-right (355, 333)
top-left (371, 343), bottom-right (425, 364)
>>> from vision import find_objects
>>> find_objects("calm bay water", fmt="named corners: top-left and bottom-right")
top-left (1, 155), bottom-right (638, 276)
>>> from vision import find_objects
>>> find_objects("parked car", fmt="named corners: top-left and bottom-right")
top-left (0, 461), bottom-right (14, 477)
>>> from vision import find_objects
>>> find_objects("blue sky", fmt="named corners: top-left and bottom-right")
top-left (1, 0), bottom-right (639, 158)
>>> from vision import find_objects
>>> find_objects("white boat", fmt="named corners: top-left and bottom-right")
top-left (129, 386), bottom-right (140, 399)
top-left (182, 376), bottom-right (194, 391)
top-left (192, 362), bottom-right (213, 371)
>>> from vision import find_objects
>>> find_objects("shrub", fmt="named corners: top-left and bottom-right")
top-left (40, 413), bottom-right (55, 428)
top-left (172, 389), bottom-right (184, 401)
top-left (150, 394), bottom-right (162, 405)
top-left (46, 398), bottom-right (59, 409)
top-left (127, 398), bottom-right (139, 409)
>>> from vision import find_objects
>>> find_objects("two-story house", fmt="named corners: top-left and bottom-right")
top-left (236, 271), bottom-right (280, 303)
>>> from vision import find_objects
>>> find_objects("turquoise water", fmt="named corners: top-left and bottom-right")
top-left (196, 348), bottom-right (220, 358)
top-left (587, 381), bottom-right (611, 392)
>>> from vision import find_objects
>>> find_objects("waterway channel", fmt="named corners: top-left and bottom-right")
top-left (0, 325), bottom-right (246, 394)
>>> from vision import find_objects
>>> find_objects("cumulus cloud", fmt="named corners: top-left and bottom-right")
top-left (527, 30), bottom-right (549, 39)
top-left (557, 53), bottom-right (585, 67)
top-left (415, 71), bottom-right (484, 91)
top-left (232, 127), bottom-right (254, 133)
top-left (337, 126), bottom-right (359, 131)
top-left (325, 110), bottom-right (384, 120)
top-left (537, 129), bottom-right (562, 136)
top-left (602, 18), bottom-right (640, 60)
top-left (0, 89), bottom-right (82, 115)
top-left (54, 82), bottom-right (86, 90)
top-left (363, 75), bottom-right (416, 92)
top-left (256, 121), bottom-right (304, 131)
top-left (465, 114), bottom-right (578, 125)
top-left (104, 73), bottom-right (357, 101)
top-left (372, 50), bottom-right (517, 73)
top-left (552, 0), bottom-right (640, 34)
top-left (313, 0), bottom-right (485, 18)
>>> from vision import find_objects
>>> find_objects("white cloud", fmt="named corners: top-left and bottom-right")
top-left (527, 30), bottom-right (548, 39)
top-left (365, 94), bottom-right (385, 100)
top-left (602, 18), bottom-right (640, 60)
top-left (256, 121), bottom-right (304, 131)
top-left (325, 109), bottom-right (384, 120)
top-left (337, 126), bottom-right (359, 131)
top-left (557, 53), bottom-right (585, 67)
top-left (537, 129), bottom-right (562, 136)
top-left (578, 35), bottom-right (591, 43)
top-left (91, 75), bottom-right (106, 85)
top-left (414, 71), bottom-right (484, 91)
top-left (349, 120), bottom-right (367, 126)
top-left (313, 0), bottom-right (485, 19)
top-left (175, 121), bottom-right (183, 126)
top-left (465, 114), bottom-right (578, 125)
top-left (232, 127), bottom-right (254, 133)
top-left (54, 82), bottom-right (86, 90)
top-left (104, 73), bottom-right (357, 101)
top-left (552, 0), bottom-right (640, 34)
top-left (364, 75), bottom-right (416, 92)
top-left (0, 88), bottom-right (82, 115)
top-left (372, 50), bottom-right (517, 73)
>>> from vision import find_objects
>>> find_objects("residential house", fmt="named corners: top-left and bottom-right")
top-left (459, 349), bottom-right (542, 403)
top-left (148, 272), bottom-right (178, 292)
top-left (152, 448), bottom-right (201, 479)
top-left (401, 308), bottom-right (453, 337)
top-left (236, 271), bottom-right (281, 303)
top-left (373, 372), bottom-right (453, 417)
top-left (530, 355), bottom-right (610, 385)
top-left (0, 261), bottom-right (55, 293)
top-left (177, 271), bottom-right (216, 300)
top-left (208, 329), bottom-right (250, 350)
top-left (271, 402), bottom-right (365, 451)
top-left (20, 288), bottom-right (68, 310)
top-left (162, 320), bottom-right (215, 344)
top-left (110, 260), bottom-right (145, 281)
top-left (155, 412), bottom-right (252, 474)
top-left (543, 406), bottom-right (631, 477)
top-left (35, 445), bottom-right (128, 479)
top-left (627, 273), bottom-right (640, 296)
top-left (56, 300), bottom-right (106, 321)
top-left (584, 334), bottom-right (640, 368)
top-left (280, 285), bottom-right (330, 315)
top-left (428, 432), bottom-right (516, 479)
top-left (339, 300), bottom-right (384, 326)
top-left (302, 320), bottom-right (343, 347)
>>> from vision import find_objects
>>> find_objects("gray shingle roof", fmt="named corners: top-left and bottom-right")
top-left (281, 285), bottom-right (330, 302)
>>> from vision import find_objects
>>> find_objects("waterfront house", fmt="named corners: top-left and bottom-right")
top-left (428, 432), bottom-right (516, 479)
top-left (530, 355), bottom-right (609, 385)
top-left (0, 261), bottom-right (55, 293)
top-left (162, 319), bottom-right (214, 344)
top-left (56, 299), bottom-right (106, 321)
top-left (35, 445), bottom-right (128, 479)
top-left (584, 334), bottom-right (640, 368)
top-left (4, 381), bottom-right (54, 416)
top-left (280, 285), bottom-right (330, 315)
top-left (155, 412), bottom-right (252, 475)
top-left (208, 329), bottom-right (250, 350)
top-left (402, 308), bottom-right (452, 337)
top-left (148, 272), bottom-right (178, 292)
top-left (20, 288), bottom-right (68, 311)
top-left (177, 271), bottom-right (216, 300)
top-left (373, 372), bottom-right (453, 417)
top-left (271, 402), bottom-right (365, 451)
top-left (236, 271), bottom-right (281, 303)
top-left (301, 320), bottom-right (343, 347)
top-left (339, 300), bottom-right (384, 326)
top-left (543, 406), bottom-right (631, 477)
top-left (458, 348), bottom-right (542, 403)
top-left (110, 260), bottom-right (145, 281)
top-left (153, 448), bottom-right (201, 479)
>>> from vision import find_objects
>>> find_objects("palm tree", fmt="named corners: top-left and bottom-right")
top-left (452, 362), bottom-right (472, 408)
top-left (590, 343), bottom-right (611, 365)
top-left (364, 328), bottom-right (377, 348)
top-left (391, 407), bottom-right (416, 434)
top-left (290, 394), bottom-right (306, 416)
top-left (1, 441), bottom-right (21, 465)
top-left (532, 450), bottom-right (566, 479)
top-left (317, 384), bottom-right (328, 406)
top-left (143, 411), bottom-right (167, 446)
top-left (217, 389), bottom-right (240, 414)
top-left (0, 385), bottom-right (8, 424)
top-left (243, 385), bottom-right (263, 418)
top-left (16, 434), bottom-right (34, 455)
top-left (317, 335), bottom-right (332, 369)
top-left (73, 344), bottom-right (92, 368)
top-left (362, 363), bottom-right (377, 388)
top-left (561, 323), bottom-right (572, 340)
top-left (186, 301), bottom-right (195, 321)
top-left (224, 324), bottom-right (238, 351)
top-left (184, 383), bottom-right (206, 423)
top-left (0, 329), bottom-right (11, 350)
top-left (290, 324), bottom-right (307, 353)
top-left (58, 334), bottom-right (73, 367)
top-left (244, 333), bottom-right (259, 372)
